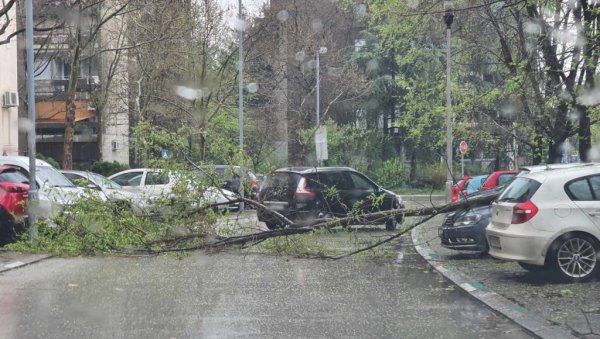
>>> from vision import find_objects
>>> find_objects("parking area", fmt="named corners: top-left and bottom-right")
top-left (415, 212), bottom-right (600, 338)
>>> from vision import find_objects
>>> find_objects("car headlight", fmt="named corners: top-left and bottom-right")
top-left (453, 213), bottom-right (481, 226)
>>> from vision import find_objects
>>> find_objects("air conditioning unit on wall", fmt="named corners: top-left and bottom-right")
top-left (2, 92), bottom-right (19, 108)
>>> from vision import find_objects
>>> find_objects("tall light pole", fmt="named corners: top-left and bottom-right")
top-left (444, 1), bottom-right (454, 202)
top-left (316, 46), bottom-right (327, 127)
top-left (238, 0), bottom-right (244, 151)
top-left (237, 0), bottom-right (245, 210)
top-left (25, 0), bottom-right (38, 238)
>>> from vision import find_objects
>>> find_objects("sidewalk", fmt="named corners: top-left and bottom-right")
top-left (0, 251), bottom-right (53, 273)
top-left (411, 212), bottom-right (600, 339)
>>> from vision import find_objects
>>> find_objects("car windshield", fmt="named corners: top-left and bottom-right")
top-left (37, 166), bottom-right (76, 187)
top-left (497, 177), bottom-right (541, 203)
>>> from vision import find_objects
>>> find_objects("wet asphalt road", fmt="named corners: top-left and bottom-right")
top-left (0, 244), bottom-right (532, 338)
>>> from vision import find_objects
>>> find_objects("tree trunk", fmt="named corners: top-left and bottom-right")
top-left (579, 106), bottom-right (591, 162)
top-left (532, 134), bottom-right (543, 165)
top-left (62, 48), bottom-right (81, 170)
top-left (62, 13), bottom-right (82, 170)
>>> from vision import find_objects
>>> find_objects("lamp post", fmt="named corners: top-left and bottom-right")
top-left (25, 0), bottom-right (38, 238)
top-left (238, 0), bottom-right (244, 210)
top-left (444, 1), bottom-right (454, 202)
top-left (316, 46), bottom-right (327, 127)
top-left (238, 0), bottom-right (244, 150)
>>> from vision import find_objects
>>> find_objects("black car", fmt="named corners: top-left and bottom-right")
top-left (257, 167), bottom-right (404, 230)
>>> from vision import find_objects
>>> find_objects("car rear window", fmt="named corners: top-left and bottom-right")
top-left (0, 168), bottom-right (30, 184)
top-left (261, 172), bottom-right (301, 200)
top-left (497, 177), bottom-right (541, 203)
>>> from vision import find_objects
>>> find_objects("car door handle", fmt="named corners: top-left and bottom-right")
top-left (589, 211), bottom-right (600, 216)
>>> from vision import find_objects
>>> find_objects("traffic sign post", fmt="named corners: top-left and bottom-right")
top-left (315, 126), bottom-right (328, 166)
top-left (459, 141), bottom-right (468, 177)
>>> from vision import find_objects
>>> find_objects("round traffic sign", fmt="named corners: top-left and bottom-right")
top-left (459, 140), bottom-right (468, 155)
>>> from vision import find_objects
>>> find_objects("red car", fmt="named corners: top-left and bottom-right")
top-left (450, 176), bottom-right (469, 202)
top-left (479, 170), bottom-right (517, 191)
top-left (0, 165), bottom-right (30, 245)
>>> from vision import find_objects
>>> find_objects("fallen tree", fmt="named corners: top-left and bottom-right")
top-left (125, 190), bottom-right (502, 257)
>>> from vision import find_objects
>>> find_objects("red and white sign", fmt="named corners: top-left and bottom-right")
top-left (459, 140), bottom-right (468, 155)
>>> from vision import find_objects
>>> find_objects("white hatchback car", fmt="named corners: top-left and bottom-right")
top-left (108, 168), bottom-right (239, 212)
top-left (486, 165), bottom-right (600, 281)
top-left (0, 156), bottom-right (105, 218)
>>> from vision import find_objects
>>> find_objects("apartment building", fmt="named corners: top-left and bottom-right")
top-left (16, 0), bottom-right (130, 166)
top-left (0, 4), bottom-right (19, 156)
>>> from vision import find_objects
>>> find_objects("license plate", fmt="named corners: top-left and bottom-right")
top-left (489, 235), bottom-right (501, 249)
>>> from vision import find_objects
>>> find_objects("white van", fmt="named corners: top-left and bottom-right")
top-left (0, 156), bottom-right (105, 218)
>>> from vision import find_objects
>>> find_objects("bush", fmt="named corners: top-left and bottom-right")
top-left (413, 163), bottom-right (447, 189)
top-left (90, 161), bottom-right (130, 177)
top-left (37, 154), bottom-right (60, 169)
top-left (372, 158), bottom-right (409, 189)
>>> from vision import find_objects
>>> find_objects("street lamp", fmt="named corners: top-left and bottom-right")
top-left (316, 46), bottom-right (327, 127)
top-left (444, 0), bottom-right (454, 202)
top-left (238, 0), bottom-right (244, 150)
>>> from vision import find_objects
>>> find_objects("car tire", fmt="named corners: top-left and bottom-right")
top-left (385, 218), bottom-right (397, 231)
top-left (265, 222), bottom-right (280, 230)
top-left (0, 210), bottom-right (15, 246)
top-left (548, 234), bottom-right (600, 282)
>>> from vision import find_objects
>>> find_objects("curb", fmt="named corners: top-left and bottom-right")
top-left (410, 228), bottom-right (577, 339)
top-left (0, 254), bottom-right (54, 274)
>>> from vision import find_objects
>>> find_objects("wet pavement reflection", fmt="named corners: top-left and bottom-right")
top-left (0, 244), bottom-right (532, 338)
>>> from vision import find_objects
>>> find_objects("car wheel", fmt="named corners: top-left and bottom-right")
top-left (548, 234), bottom-right (600, 282)
top-left (0, 210), bottom-right (15, 245)
top-left (518, 262), bottom-right (548, 272)
top-left (385, 218), bottom-right (397, 231)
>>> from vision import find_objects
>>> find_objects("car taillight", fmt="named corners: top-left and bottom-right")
top-left (294, 176), bottom-right (315, 199)
top-left (249, 179), bottom-right (257, 188)
top-left (512, 200), bottom-right (538, 224)
top-left (0, 183), bottom-right (26, 193)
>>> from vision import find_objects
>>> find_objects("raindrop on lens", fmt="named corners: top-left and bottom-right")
top-left (277, 10), bottom-right (289, 22)
top-left (230, 17), bottom-right (247, 32)
top-left (524, 21), bottom-right (542, 34)
top-left (176, 86), bottom-right (200, 100)
top-left (355, 4), bottom-right (367, 19)
top-left (407, 0), bottom-right (420, 8)
top-left (587, 145), bottom-right (600, 162)
top-left (366, 59), bottom-right (379, 71)
top-left (18, 117), bottom-right (34, 133)
top-left (295, 51), bottom-right (306, 61)
top-left (246, 83), bottom-right (259, 93)
top-left (500, 103), bottom-right (517, 118)
top-left (311, 18), bottom-right (323, 31)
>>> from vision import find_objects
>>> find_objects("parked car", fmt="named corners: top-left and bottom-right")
top-left (450, 176), bottom-right (469, 202)
top-left (256, 167), bottom-right (404, 230)
top-left (60, 170), bottom-right (145, 215)
top-left (487, 165), bottom-right (600, 281)
top-left (440, 164), bottom-right (591, 253)
top-left (479, 170), bottom-right (517, 191)
top-left (108, 168), bottom-right (239, 211)
top-left (199, 165), bottom-right (259, 199)
top-left (0, 166), bottom-right (30, 245)
top-left (0, 156), bottom-right (101, 219)
top-left (463, 175), bottom-right (489, 195)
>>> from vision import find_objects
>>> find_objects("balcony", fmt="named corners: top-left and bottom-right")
top-left (35, 78), bottom-right (99, 98)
